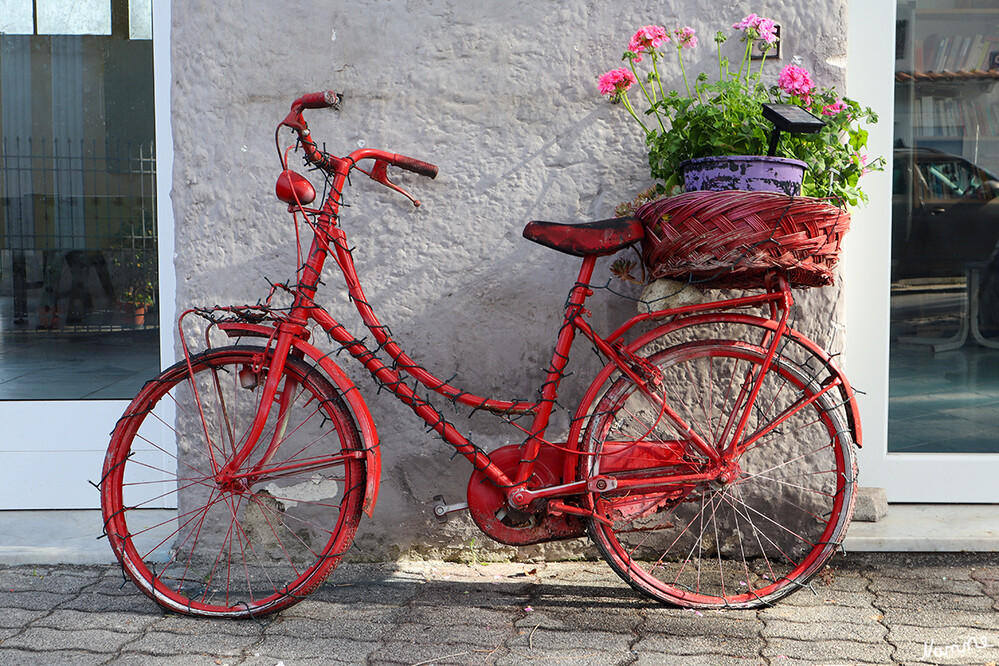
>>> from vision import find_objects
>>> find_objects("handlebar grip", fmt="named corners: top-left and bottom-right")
top-left (296, 90), bottom-right (341, 110)
top-left (394, 154), bottom-right (439, 179)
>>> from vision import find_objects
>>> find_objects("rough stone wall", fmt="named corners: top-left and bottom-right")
top-left (170, 0), bottom-right (850, 559)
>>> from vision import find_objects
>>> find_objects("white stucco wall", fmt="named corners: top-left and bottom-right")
top-left (170, 0), bottom-right (851, 559)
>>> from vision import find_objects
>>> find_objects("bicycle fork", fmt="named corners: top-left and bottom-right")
top-left (211, 325), bottom-right (302, 490)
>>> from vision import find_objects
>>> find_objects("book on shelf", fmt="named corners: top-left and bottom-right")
top-left (912, 96), bottom-right (999, 137)
top-left (918, 33), bottom-right (999, 72)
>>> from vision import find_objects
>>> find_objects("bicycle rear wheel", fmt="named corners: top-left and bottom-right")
top-left (581, 339), bottom-right (856, 609)
top-left (101, 345), bottom-right (367, 617)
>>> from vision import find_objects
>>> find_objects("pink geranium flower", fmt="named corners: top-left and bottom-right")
top-left (674, 26), bottom-right (697, 49)
top-left (822, 100), bottom-right (847, 116)
top-left (778, 63), bottom-right (815, 103)
top-left (629, 25), bottom-right (669, 62)
top-left (733, 13), bottom-right (778, 45)
top-left (598, 67), bottom-right (637, 96)
top-left (732, 13), bottom-right (760, 31)
top-left (755, 18), bottom-right (778, 44)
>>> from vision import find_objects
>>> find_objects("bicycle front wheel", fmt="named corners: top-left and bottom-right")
top-left (581, 339), bottom-right (856, 609)
top-left (101, 345), bottom-right (367, 618)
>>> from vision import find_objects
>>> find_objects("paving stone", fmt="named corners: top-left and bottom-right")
top-left (880, 606), bottom-right (999, 630)
top-left (868, 575), bottom-right (983, 597)
top-left (0, 648), bottom-right (108, 665)
top-left (506, 626), bottom-right (634, 653)
top-left (633, 655), bottom-right (766, 666)
top-left (399, 602), bottom-right (517, 628)
top-left (375, 641), bottom-right (509, 665)
top-left (154, 615), bottom-right (265, 636)
top-left (0, 626), bottom-right (134, 653)
top-left (814, 570), bottom-right (872, 593)
top-left (633, 634), bottom-right (763, 656)
top-left (643, 610), bottom-right (762, 639)
top-left (762, 617), bottom-right (887, 642)
top-left (0, 590), bottom-right (75, 611)
top-left (873, 589), bottom-right (996, 612)
top-left (287, 580), bottom-right (419, 607)
top-left (112, 655), bottom-right (247, 666)
top-left (514, 608), bottom-right (642, 633)
top-left (33, 608), bottom-right (159, 633)
top-left (381, 621), bottom-right (513, 648)
top-left (777, 588), bottom-right (874, 609)
top-left (760, 601), bottom-right (881, 625)
top-left (762, 637), bottom-right (895, 663)
top-left (119, 629), bottom-right (261, 657)
top-left (246, 634), bottom-right (380, 663)
top-left (265, 615), bottom-right (393, 642)
top-left (888, 623), bottom-right (999, 646)
top-left (496, 646), bottom-right (630, 666)
top-left (57, 589), bottom-right (161, 614)
top-left (771, 659), bottom-right (884, 666)
top-left (280, 599), bottom-right (406, 624)
top-left (0, 607), bottom-right (46, 628)
top-left (409, 583), bottom-right (533, 609)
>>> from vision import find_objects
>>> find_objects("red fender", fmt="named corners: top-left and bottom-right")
top-left (565, 312), bottom-right (863, 483)
top-left (218, 322), bottom-right (381, 517)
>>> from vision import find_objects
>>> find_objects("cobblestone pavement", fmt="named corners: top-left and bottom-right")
top-left (1, 552), bottom-right (998, 665)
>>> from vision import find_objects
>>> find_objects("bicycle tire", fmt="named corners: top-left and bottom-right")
top-left (101, 345), bottom-right (367, 618)
top-left (580, 338), bottom-right (856, 609)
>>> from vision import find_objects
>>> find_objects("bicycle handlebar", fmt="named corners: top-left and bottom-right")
top-left (393, 154), bottom-right (438, 179)
top-left (296, 90), bottom-right (341, 110)
top-left (281, 91), bottom-right (439, 204)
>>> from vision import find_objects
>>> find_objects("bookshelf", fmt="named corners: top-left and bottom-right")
top-left (895, 4), bottom-right (999, 172)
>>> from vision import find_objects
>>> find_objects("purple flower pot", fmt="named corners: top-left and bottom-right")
top-left (680, 155), bottom-right (807, 196)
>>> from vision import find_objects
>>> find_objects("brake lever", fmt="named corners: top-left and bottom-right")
top-left (370, 160), bottom-right (421, 207)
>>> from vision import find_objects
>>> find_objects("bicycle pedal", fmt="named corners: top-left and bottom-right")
top-left (432, 495), bottom-right (469, 524)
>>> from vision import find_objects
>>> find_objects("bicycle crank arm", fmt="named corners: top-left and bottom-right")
top-left (432, 495), bottom-right (469, 523)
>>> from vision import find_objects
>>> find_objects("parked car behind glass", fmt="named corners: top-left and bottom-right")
top-left (892, 147), bottom-right (999, 281)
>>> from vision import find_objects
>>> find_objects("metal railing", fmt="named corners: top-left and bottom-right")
top-left (0, 138), bottom-right (157, 333)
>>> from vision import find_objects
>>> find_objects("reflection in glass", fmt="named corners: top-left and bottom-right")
top-left (0, 0), bottom-right (34, 35)
top-left (129, 0), bottom-right (152, 40)
top-left (0, 1), bottom-right (158, 401)
top-left (36, 0), bottom-right (111, 36)
top-left (889, 0), bottom-right (999, 455)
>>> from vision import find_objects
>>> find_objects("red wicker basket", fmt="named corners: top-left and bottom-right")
top-left (635, 190), bottom-right (851, 289)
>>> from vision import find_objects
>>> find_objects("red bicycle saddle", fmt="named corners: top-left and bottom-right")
top-left (522, 217), bottom-right (644, 257)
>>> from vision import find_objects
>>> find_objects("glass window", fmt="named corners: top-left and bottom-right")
top-left (890, 0), bottom-right (999, 454)
top-left (0, 0), bottom-right (158, 400)
top-left (0, 0), bottom-right (34, 35)
top-left (36, 0), bottom-right (111, 35)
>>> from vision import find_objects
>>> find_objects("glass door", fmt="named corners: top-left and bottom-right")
top-left (890, 1), bottom-right (999, 460)
top-left (845, 0), bottom-right (999, 503)
top-left (0, 0), bottom-right (163, 509)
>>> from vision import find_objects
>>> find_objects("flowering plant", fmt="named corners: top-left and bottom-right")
top-left (599, 14), bottom-right (882, 207)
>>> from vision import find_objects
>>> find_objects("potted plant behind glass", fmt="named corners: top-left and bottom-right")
top-left (599, 14), bottom-right (884, 290)
top-left (110, 221), bottom-right (158, 327)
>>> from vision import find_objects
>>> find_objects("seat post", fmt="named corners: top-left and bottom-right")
top-left (515, 255), bottom-right (598, 487)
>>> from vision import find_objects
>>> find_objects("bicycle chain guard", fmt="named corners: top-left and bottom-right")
top-left (466, 445), bottom-right (585, 546)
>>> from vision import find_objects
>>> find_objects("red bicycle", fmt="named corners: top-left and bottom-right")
top-left (100, 91), bottom-right (859, 618)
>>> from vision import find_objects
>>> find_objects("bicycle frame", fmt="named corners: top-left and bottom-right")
top-left (192, 94), bottom-right (861, 535)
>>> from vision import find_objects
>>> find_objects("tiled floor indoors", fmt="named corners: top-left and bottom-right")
top-left (889, 282), bottom-right (999, 455)
top-left (889, 342), bottom-right (999, 454)
top-left (0, 327), bottom-right (160, 401)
